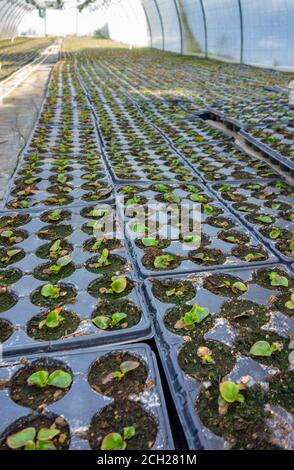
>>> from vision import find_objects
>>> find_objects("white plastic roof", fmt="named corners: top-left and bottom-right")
top-left (1, 0), bottom-right (294, 68)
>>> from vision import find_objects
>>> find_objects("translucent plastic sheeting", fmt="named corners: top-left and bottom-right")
top-left (203, 0), bottom-right (241, 61)
top-left (242, 0), bottom-right (294, 68)
top-left (142, 0), bottom-right (164, 49)
top-left (0, 0), bottom-right (33, 38)
top-left (177, 0), bottom-right (205, 55)
top-left (156, 0), bottom-right (181, 53)
top-left (107, 0), bottom-right (149, 46)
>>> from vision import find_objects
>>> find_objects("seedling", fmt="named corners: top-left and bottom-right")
top-left (92, 249), bottom-right (111, 268)
top-left (101, 426), bottom-right (136, 451)
top-left (47, 256), bottom-right (72, 274)
top-left (131, 222), bottom-right (147, 233)
top-left (101, 361), bottom-right (140, 385)
top-left (38, 307), bottom-right (65, 330)
top-left (57, 174), bottom-right (68, 184)
top-left (27, 369), bottom-right (72, 389)
top-left (154, 254), bottom-right (174, 268)
top-left (0, 249), bottom-right (21, 264)
top-left (244, 252), bottom-right (265, 262)
top-left (285, 293), bottom-right (294, 310)
top-left (92, 312), bottom-right (127, 330)
top-left (254, 215), bottom-right (273, 225)
top-left (141, 237), bottom-right (159, 247)
top-left (269, 227), bottom-right (282, 240)
top-left (269, 271), bottom-right (288, 288)
top-left (220, 280), bottom-right (247, 294)
top-left (218, 381), bottom-right (245, 415)
top-left (166, 288), bottom-right (184, 298)
top-left (99, 276), bottom-right (127, 295)
top-left (197, 346), bottom-right (214, 364)
top-left (175, 304), bottom-right (210, 330)
top-left (183, 234), bottom-right (201, 244)
top-left (126, 195), bottom-right (141, 206)
top-left (203, 204), bottom-right (214, 215)
top-left (290, 241), bottom-right (294, 256)
top-left (41, 284), bottom-right (61, 299)
top-left (250, 340), bottom-right (283, 357)
top-left (6, 427), bottom-right (61, 450)
top-left (48, 210), bottom-right (62, 222)
top-left (49, 240), bottom-right (68, 258)
top-left (88, 209), bottom-right (107, 218)
top-left (154, 184), bottom-right (169, 193)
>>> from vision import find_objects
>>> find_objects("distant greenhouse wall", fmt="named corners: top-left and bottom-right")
top-left (106, 0), bottom-right (294, 69)
top-left (1, 0), bottom-right (294, 69)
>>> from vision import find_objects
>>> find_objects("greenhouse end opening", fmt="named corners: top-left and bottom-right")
top-left (0, 0), bottom-right (293, 458)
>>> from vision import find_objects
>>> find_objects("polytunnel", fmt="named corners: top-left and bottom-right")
top-left (0, 0), bottom-right (293, 455)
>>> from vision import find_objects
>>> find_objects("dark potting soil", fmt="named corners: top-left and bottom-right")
top-left (0, 318), bottom-right (14, 343)
top-left (0, 248), bottom-right (25, 268)
top-left (236, 329), bottom-right (289, 370)
top-left (205, 216), bottom-right (235, 230)
top-left (203, 274), bottom-right (248, 298)
top-left (273, 292), bottom-right (294, 316)
top-left (83, 237), bottom-right (123, 253)
top-left (0, 289), bottom-right (18, 313)
top-left (196, 384), bottom-right (280, 450)
top-left (27, 310), bottom-right (80, 341)
top-left (189, 247), bottom-right (226, 266)
top-left (0, 268), bottom-right (22, 286)
top-left (87, 276), bottom-right (135, 299)
top-left (40, 210), bottom-right (72, 224)
top-left (217, 230), bottom-right (249, 245)
top-left (9, 358), bottom-right (73, 409)
top-left (36, 240), bottom-right (73, 260)
top-left (88, 400), bottom-right (157, 450)
top-left (252, 267), bottom-right (294, 291)
top-left (178, 339), bottom-right (235, 382)
top-left (151, 278), bottom-right (196, 304)
top-left (0, 412), bottom-right (70, 450)
top-left (164, 304), bottom-right (215, 338)
top-left (0, 214), bottom-right (31, 229)
top-left (268, 371), bottom-right (294, 413)
top-left (33, 262), bottom-right (76, 282)
top-left (141, 249), bottom-right (182, 271)
top-left (37, 224), bottom-right (73, 240)
top-left (219, 299), bottom-right (270, 330)
top-left (88, 352), bottom-right (148, 398)
top-left (231, 245), bottom-right (268, 262)
top-left (31, 283), bottom-right (77, 309)
top-left (91, 299), bottom-right (141, 330)
top-left (85, 254), bottom-right (128, 275)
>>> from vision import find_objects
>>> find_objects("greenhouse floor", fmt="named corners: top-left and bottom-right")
top-left (0, 37), bottom-right (293, 451)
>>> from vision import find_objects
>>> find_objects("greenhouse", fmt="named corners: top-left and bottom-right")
top-left (0, 0), bottom-right (293, 454)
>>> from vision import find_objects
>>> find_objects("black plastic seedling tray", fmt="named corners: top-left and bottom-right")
top-left (174, 138), bottom-right (280, 183)
top-left (211, 179), bottom-right (294, 264)
top-left (240, 128), bottom-right (294, 177)
top-left (0, 343), bottom-right (174, 450)
top-left (143, 264), bottom-right (294, 450)
top-left (0, 205), bottom-right (153, 354)
top-left (116, 183), bottom-right (278, 278)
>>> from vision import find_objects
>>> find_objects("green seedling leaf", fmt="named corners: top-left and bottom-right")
top-left (1, 230), bottom-right (13, 239)
top-left (285, 293), bottom-right (294, 310)
top-left (244, 252), bottom-right (265, 262)
top-left (142, 237), bottom-right (159, 247)
top-left (41, 284), bottom-right (60, 299)
top-left (131, 222), bottom-right (147, 233)
top-left (290, 241), bottom-right (294, 256)
top-left (269, 227), bottom-right (282, 240)
top-left (47, 370), bottom-right (72, 389)
top-left (183, 304), bottom-right (209, 326)
top-left (27, 370), bottom-right (49, 388)
top-left (250, 340), bottom-right (283, 357)
top-left (183, 235), bottom-right (201, 244)
top-left (269, 271), bottom-right (288, 288)
top-left (232, 281), bottom-right (247, 293)
top-left (37, 428), bottom-right (60, 442)
top-left (219, 381), bottom-right (245, 404)
top-left (111, 312), bottom-right (127, 326)
top-left (203, 204), bottom-right (214, 215)
top-left (154, 255), bottom-right (174, 268)
top-left (154, 184), bottom-right (169, 193)
top-left (190, 193), bottom-right (206, 203)
top-left (254, 215), bottom-right (273, 224)
top-left (57, 255), bottom-right (72, 268)
top-left (126, 195), bottom-right (141, 206)
top-left (92, 315), bottom-right (111, 330)
top-left (120, 361), bottom-right (140, 374)
top-left (6, 427), bottom-right (36, 449)
top-left (123, 426), bottom-right (136, 440)
top-left (89, 209), bottom-right (106, 218)
top-left (101, 433), bottom-right (126, 451)
top-left (111, 276), bottom-right (127, 294)
top-left (39, 307), bottom-right (64, 330)
top-left (48, 210), bottom-right (62, 221)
